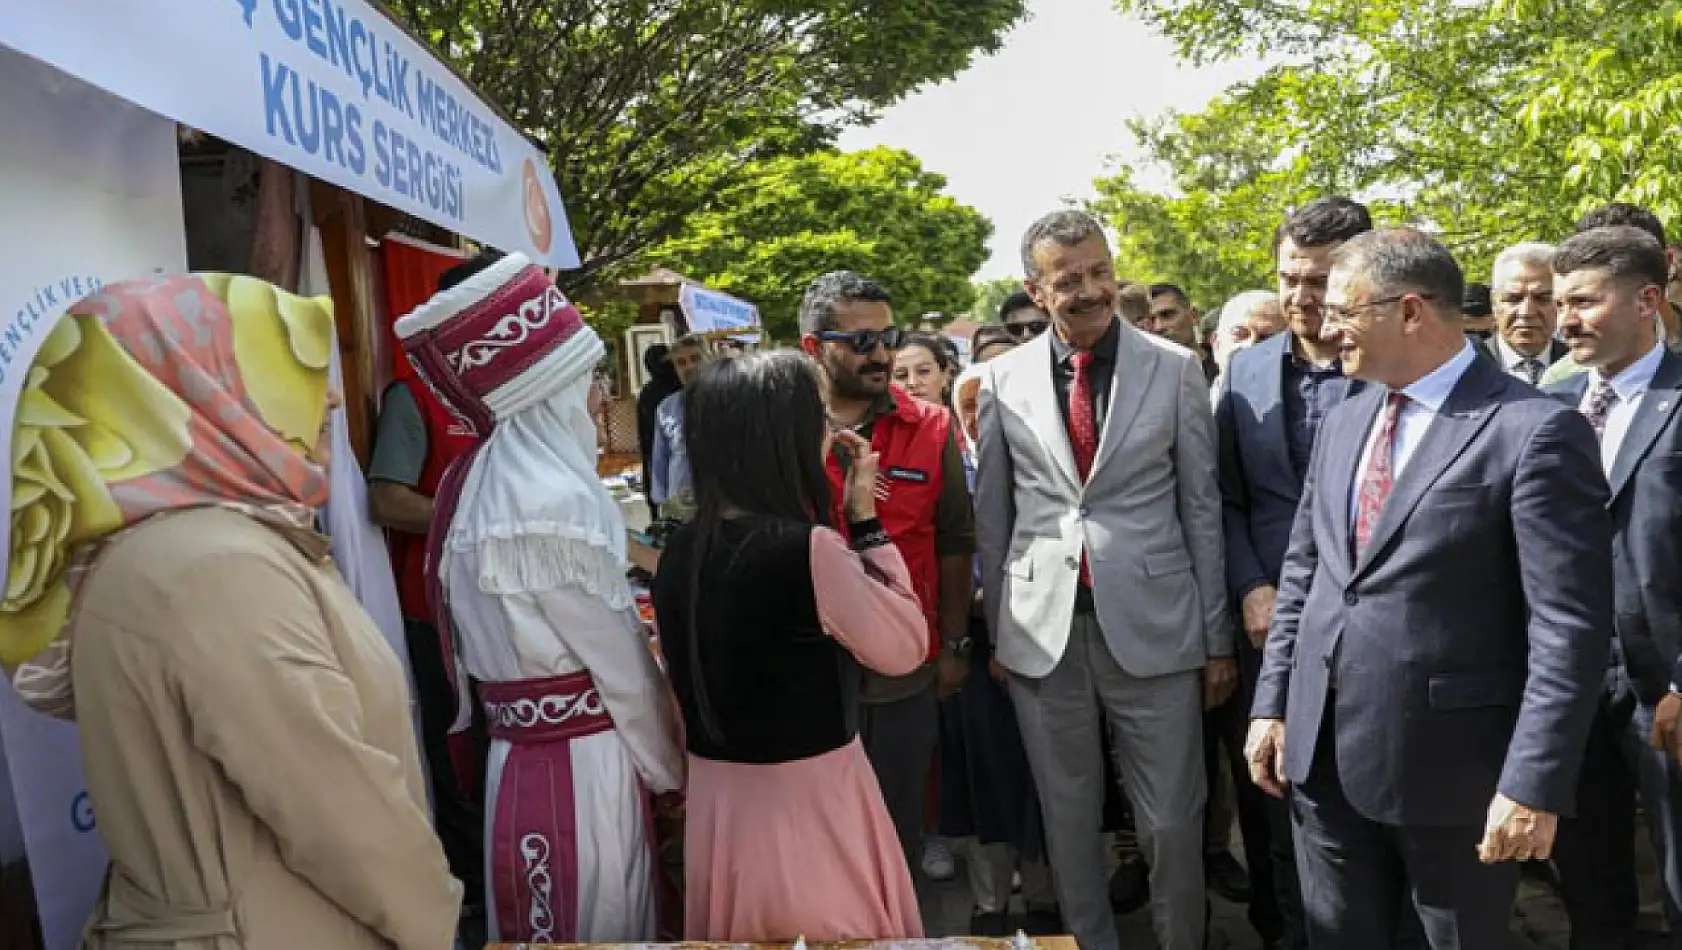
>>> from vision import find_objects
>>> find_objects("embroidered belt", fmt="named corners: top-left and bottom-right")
top-left (480, 670), bottom-right (614, 744)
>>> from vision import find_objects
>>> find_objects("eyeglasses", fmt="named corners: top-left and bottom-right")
top-left (815, 327), bottom-right (908, 354)
top-left (1322, 293), bottom-right (1434, 326)
top-left (1005, 320), bottom-right (1050, 339)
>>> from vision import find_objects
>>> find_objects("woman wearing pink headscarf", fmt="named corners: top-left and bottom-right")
top-left (0, 274), bottom-right (459, 949)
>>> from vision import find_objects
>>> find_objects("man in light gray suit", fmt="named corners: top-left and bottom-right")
top-left (976, 209), bottom-right (1236, 950)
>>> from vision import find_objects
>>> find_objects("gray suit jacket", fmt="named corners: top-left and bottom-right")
top-left (1253, 353), bottom-right (1611, 826)
top-left (975, 321), bottom-right (1232, 679)
top-left (1548, 350), bottom-right (1682, 704)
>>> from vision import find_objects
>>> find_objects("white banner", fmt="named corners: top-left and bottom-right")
top-left (1, 0), bottom-right (579, 270)
top-left (678, 282), bottom-right (761, 335)
top-left (0, 49), bottom-right (190, 950)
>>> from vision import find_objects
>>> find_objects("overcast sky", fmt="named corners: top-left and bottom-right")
top-left (837, 0), bottom-right (1266, 280)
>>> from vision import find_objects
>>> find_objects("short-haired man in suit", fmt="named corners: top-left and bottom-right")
top-left (1543, 204), bottom-right (1682, 385)
top-left (1245, 228), bottom-right (1613, 949)
top-left (1216, 196), bottom-right (1373, 949)
top-left (976, 210), bottom-right (1234, 950)
top-left (1545, 225), bottom-right (1682, 949)
top-left (1487, 243), bottom-right (1568, 384)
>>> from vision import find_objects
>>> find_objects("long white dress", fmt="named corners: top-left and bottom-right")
top-left (448, 548), bottom-right (683, 942)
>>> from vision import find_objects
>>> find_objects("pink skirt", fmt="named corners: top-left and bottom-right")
top-left (683, 737), bottom-right (923, 941)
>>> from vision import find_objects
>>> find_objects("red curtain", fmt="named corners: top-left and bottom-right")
top-left (378, 234), bottom-right (469, 384)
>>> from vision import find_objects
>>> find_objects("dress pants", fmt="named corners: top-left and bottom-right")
top-left (1009, 613), bottom-right (1207, 950)
top-left (861, 681), bottom-right (941, 872)
top-left (1554, 670), bottom-right (1682, 950)
top-left (1292, 703), bottom-right (1519, 950)
top-left (1236, 633), bottom-right (1304, 948)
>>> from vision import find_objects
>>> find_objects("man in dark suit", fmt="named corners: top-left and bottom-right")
top-left (1486, 243), bottom-right (1570, 384)
top-left (1544, 225), bottom-right (1682, 949)
top-left (1246, 228), bottom-right (1613, 949)
top-left (1216, 196), bottom-right (1373, 949)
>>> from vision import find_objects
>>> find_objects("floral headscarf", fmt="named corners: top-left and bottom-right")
top-left (2, 274), bottom-right (335, 712)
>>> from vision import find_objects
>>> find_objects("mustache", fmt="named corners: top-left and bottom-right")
top-left (859, 362), bottom-right (892, 375)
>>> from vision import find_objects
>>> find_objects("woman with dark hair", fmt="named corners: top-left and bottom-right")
top-left (653, 351), bottom-right (927, 940)
top-left (893, 331), bottom-right (957, 406)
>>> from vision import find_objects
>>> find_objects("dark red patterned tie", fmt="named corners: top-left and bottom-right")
top-left (1354, 392), bottom-right (1407, 554)
top-left (1068, 351), bottom-right (1098, 584)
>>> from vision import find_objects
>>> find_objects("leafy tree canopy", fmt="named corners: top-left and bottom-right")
top-left (1098, 0), bottom-right (1682, 298)
top-left (393, 0), bottom-right (1026, 288)
top-left (647, 146), bottom-right (992, 339)
top-left (968, 276), bottom-right (1025, 324)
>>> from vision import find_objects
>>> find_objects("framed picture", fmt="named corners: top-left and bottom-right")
top-left (625, 324), bottom-right (674, 394)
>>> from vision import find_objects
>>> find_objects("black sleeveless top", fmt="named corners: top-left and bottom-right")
top-left (653, 515), bottom-right (862, 763)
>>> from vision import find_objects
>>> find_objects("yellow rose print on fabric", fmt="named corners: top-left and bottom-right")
top-left (1, 274), bottom-right (334, 675)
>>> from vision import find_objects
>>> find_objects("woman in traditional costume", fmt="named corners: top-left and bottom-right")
top-left (1, 274), bottom-right (460, 949)
top-left (394, 253), bottom-right (683, 943)
top-left (653, 351), bottom-right (926, 940)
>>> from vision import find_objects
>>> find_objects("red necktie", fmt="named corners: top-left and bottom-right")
top-left (1068, 351), bottom-right (1099, 584)
top-left (1354, 392), bottom-right (1407, 553)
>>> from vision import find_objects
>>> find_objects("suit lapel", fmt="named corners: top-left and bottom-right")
top-left (1353, 356), bottom-right (1503, 580)
top-left (1325, 385), bottom-right (1382, 570)
top-left (1608, 350), bottom-right (1682, 501)
top-left (1091, 323), bottom-right (1160, 478)
top-left (1016, 332), bottom-right (1082, 488)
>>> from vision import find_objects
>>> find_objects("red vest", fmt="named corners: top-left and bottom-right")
top-left (391, 377), bottom-right (480, 622)
top-left (826, 386), bottom-right (950, 661)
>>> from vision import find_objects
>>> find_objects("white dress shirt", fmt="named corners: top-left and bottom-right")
top-left (1350, 341), bottom-right (1479, 527)
top-left (1495, 336), bottom-right (1550, 384)
top-left (1582, 340), bottom-right (1666, 475)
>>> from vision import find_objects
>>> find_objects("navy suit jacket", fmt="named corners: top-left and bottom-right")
top-left (1252, 353), bottom-right (1612, 826)
top-left (1217, 332), bottom-right (1366, 602)
top-left (1547, 350), bottom-right (1682, 704)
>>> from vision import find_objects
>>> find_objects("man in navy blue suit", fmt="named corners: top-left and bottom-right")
top-left (1246, 228), bottom-right (1613, 949)
top-left (1545, 225), bottom-right (1682, 949)
top-left (1216, 196), bottom-right (1372, 949)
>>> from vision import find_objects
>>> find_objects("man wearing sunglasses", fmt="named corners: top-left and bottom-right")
top-left (799, 270), bottom-right (976, 880)
top-left (1001, 290), bottom-right (1051, 341)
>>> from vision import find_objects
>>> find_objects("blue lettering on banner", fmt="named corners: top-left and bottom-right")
top-left (245, 0), bottom-right (505, 222)
top-left (70, 791), bottom-right (96, 834)
top-left (256, 0), bottom-right (504, 173)
top-left (0, 275), bottom-right (103, 386)
top-left (261, 53), bottom-right (371, 177)
top-left (231, 0), bottom-right (258, 26)
top-left (370, 120), bottom-right (465, 221)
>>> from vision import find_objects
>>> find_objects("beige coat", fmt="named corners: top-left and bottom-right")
top-left (68, 507), bottom-right (461, 949)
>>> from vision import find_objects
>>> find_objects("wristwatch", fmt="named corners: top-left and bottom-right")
top-left (944, 637), bottom-right (973, 659)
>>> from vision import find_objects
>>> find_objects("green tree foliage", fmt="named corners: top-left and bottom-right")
top-left (968, 276), bottom-right (1025, 324)
top-left (1100, 0), bottom-right (1682, 292)
top-left (647, 147), bottom-right (992, 339)
top-left (391, 0), bottom-right (1025, 287)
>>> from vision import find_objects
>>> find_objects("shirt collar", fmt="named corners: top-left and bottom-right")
top-left (1282, 334), bottom-right (1340, 374)
top-left (859, 388), bottom-right (900, 428)
top-left (1399, 340), bottom-right (1479, 413)
top-left (1050, 317), bottom-right (1121, 365)
top-left (1592, 339), bottom-right (1666, 402)
top-left (1494, 334), bottom-right (1548, 370)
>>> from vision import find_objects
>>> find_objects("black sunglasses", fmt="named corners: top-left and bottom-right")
top-left (816, 327), bottom-right (909, 354)
top-left (1006, 320), bottom-right (1050, 339)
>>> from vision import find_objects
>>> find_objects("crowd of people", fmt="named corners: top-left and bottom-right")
top-left (7, 193), bottom-right (1682, 950)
